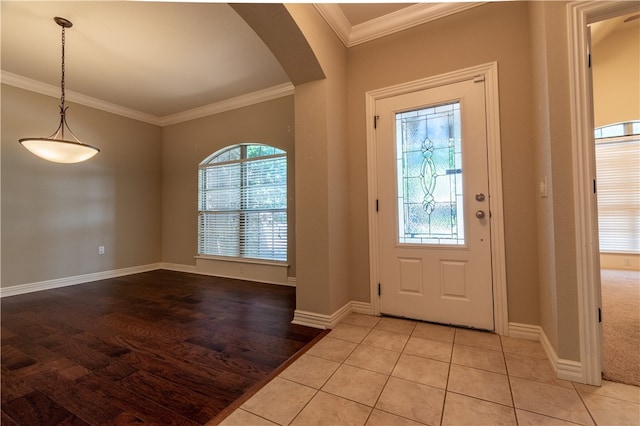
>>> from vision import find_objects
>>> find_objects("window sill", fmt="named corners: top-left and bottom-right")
top-left (194, 256), bottom-right (290, 286)
top-left (195, 255), bottom-right (288, 267)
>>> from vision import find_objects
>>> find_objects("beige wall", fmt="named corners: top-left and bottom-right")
top-left (529, 1), bottom-right (580, 361)
top-left (286, 4), bottom-right (351, 315)
top-left (529, 1), bottom-right (560, 358)
top-left (600, 253), bottom-right (640, 271)
top-left (346, 2), bottom-right (541, 325)
top-left (161, 96), bottom-right (296, 274)
top-left (592, 22), bottom-right (640, 128)
top-left (1, 84), bottom-right (162, 287)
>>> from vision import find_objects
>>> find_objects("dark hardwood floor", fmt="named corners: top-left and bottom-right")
top-left (1, 270), bottom-right (324, 425)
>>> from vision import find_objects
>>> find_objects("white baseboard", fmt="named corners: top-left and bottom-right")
top-left (508, 322), bottom-right (541, 341)
top-left (292, 309), bottom-right (334, 330)
top-left (556, 359), bottom-right (585, 382)
top-left (1, 262), bottom-right (295, 298)
top-left (0, 263), bottom-right (163, 298)
top-left (352, 301), bottom-right (374, 315)
top-left (509, 322), bottom-right (585, 383)
top-left (538, 326), bottom-right (585, 382)
top-left (330, 301), bottom-right (355, 327)
top-left (292, 300), bottom-right (374, 330)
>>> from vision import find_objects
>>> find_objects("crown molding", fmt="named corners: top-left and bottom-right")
top-left (351, 3), bottom-right (485, 46)
top-left (1, 71), bottom-right (162, 125)
top-left (1, 71), bottom-right (295, 127)
top-left (315, 2), bottom-right (485, 48)
top-left (313, 4), bottom-right (352, 46)
top-left (159, 82), bottom-right (295, 126)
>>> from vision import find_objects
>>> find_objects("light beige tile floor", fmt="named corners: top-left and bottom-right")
top-left (219, 314), bottom-right (640, 426)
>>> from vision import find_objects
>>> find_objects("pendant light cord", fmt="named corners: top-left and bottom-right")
top-left (58, 23), bottom-right (68, 140)
top-left (60, 24), bottom-right (66, 110)
top-left (50, 18), bottom-right (81, 144)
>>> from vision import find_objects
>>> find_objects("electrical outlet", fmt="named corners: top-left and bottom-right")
top-left (98, 246), bottom-right (105, 255)
top-left (624, 258), bottom-right (631, 266)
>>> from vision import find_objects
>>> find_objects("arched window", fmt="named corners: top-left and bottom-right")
top-left (198, 144), bottom-right (287, 261)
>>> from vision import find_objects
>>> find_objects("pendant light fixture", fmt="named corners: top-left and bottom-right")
top-left (19, 17), bottom-right (99, 163)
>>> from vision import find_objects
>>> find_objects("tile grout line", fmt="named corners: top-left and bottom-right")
top-left (340, 323), bottom-right (376, 422)
top-left (499, 334), bottom-right (520, 425)
top-left (290, 321), bottom-right (375, 426)
top-left (333, 317), bottom-right (436, 425)
top-left (572, 381), bottom-right (599, 426)
top-left (313, 324), bottom-right (367, 422)
top-left (366, 319), bottom-right (430, 426)
top-left (439, 327), bottom-right (458, 426)
top-left (363, 338), bottom-right (395, 425)
top-left (286, 385), bottom-right (320, 426)
top-left (344, 319), bottom-right (407, 425)
top-left (239, 408), bottom-right (280, 426)
top-left (361, 319), bottom-right (453, 425)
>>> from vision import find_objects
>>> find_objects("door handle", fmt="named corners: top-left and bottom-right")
top-left (475, 210), bottom-right (486, 219)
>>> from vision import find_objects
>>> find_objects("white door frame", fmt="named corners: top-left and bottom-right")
top-left (567, 1), bottom-right (640, 386)
top-left (365, 62), bottom-right (508, 335)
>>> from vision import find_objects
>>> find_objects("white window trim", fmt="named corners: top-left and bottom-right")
top-left (194, 256), bottom-right (290, 286)
top-left (195, 254), bottom-right (288, 267)
top-left (198, 144), bottom-right (288, 262)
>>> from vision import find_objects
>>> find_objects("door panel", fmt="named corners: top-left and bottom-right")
top-left (376, 79), bottom-right (493, 330)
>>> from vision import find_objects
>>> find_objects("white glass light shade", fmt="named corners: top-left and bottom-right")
top-left (19, 138), bottom-right (100, 164)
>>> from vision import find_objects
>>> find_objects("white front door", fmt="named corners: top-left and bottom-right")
top-left (376, 78), bottom-right (494, 330)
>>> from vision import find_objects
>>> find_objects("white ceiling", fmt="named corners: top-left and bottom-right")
top-left (3, 1), bottom-right (479, 126)
top-left (590, 11), bottom-right (640, 46)
top-left (1, 2), bottom-right (290, 121)
top-left (3, 2), bottom-right (632, 127)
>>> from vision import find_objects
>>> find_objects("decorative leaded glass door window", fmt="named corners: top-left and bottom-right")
top-left (396, 102), bottom-right (464, 245)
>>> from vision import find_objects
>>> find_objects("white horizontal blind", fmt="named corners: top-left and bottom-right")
top-left (595, 136), bottom-right (640, 253)
top-left (199, 145), bottom-right (287, 261)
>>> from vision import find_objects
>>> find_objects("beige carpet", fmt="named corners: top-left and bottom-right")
top-left (601, 269), bottom-right (640, 387)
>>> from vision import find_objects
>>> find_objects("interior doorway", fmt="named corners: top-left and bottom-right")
top-left (568, 0), bottom-right (640, 386)
top-left (590, 12), bottom-right (640, 385)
